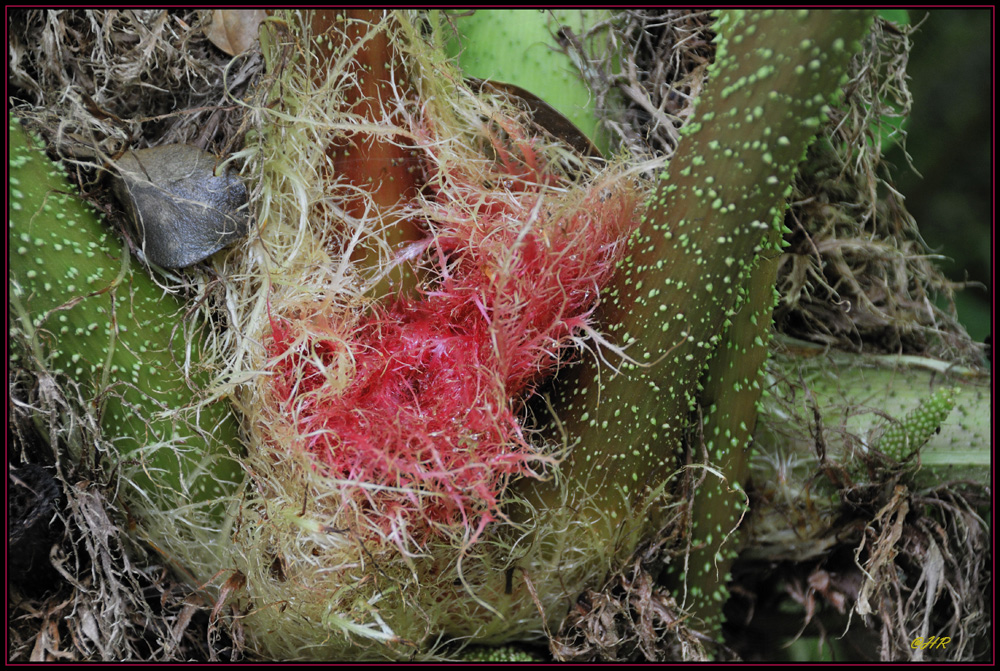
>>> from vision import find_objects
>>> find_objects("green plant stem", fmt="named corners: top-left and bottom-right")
top-left (678, 236), bottom-right (781, 634)
top-left (516, 6), bottom-right (875, 627)
top-left (8, 120), bottom-right (242, 519)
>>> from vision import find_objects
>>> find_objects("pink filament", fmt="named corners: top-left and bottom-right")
top-left (264, 121), bottom-right (639, 541)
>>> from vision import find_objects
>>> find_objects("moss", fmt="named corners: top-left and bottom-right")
top-left (458, 644), bottom-right (545, 662)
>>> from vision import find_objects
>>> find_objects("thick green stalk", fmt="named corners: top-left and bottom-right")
top-left (8, 120), bottom-right (242, 519)
top-left (519, 7), bottom-right (875, 624)
top-left (680, 240), bottom-right (781, 634)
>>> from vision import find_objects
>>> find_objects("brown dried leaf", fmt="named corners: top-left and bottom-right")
top-left (469, 77), bottom-right (602, 159)
top-left (210, 570), bottom-right (247, 629)
top-left (165, 598), bottom-right (200, 658)
top-left (205, 9), bottom-right (266, 56)
top-left (31, 617), bottom-right (74, 662)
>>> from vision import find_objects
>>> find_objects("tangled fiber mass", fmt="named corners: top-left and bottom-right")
top-left (261, 122), bottom-right (640, 547)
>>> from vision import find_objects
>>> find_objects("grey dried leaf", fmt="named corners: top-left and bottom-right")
top-left (112, 144), bottom-right (250, 269)
top-left (77, 605), bottom-right (103, 654)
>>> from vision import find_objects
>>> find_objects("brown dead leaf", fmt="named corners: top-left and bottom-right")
top-left (31, 617), bottom-right (75, 662)
top-left (210, 570), bottom-right (247, 630)
top-left (807, 568), bottom-right (847, 614)
top-left (205, 9), bottom-right (267, 56)
top-left (855, 485), bottom-right (909, 617)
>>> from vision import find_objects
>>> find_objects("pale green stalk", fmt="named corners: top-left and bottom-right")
top-left (8, 120), bottom-right (242, 524)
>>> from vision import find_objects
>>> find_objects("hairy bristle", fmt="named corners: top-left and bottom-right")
top-left (258, 103), bottom-right (641, 547)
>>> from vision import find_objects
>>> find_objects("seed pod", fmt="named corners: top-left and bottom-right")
top-left (112, 144), bottom-right (250, 268)
top-left (874, 386), bottom-right (960, 462)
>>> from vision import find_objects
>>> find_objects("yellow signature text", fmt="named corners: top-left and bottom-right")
top-left (911, 636), bottom-right (950, 650)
